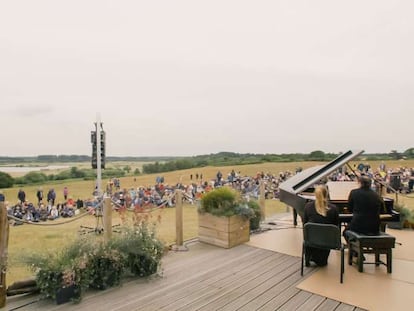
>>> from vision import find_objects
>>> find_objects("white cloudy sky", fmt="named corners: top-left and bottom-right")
top-left (1, 0), bottom-right (413, 157)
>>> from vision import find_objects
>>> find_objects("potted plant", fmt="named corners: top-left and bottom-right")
top-left (23, 223), bottom-right (166, 304)
top-left (198, 187), bottom-right (257, 248)
top-left (87, 244), bottom-right (124, 290)
top-left (388, 203), bottom-right (412, 229)
top-left (111, 223), bottom-right (165, 277)
top-left (402, 207), bottom-right (414, 229)
top-left (25, 241), bottom-right (90, 304)
top-left (54, 268), bottom-right (83, 305)
top-left (246, 200), bottom-right (261, 231)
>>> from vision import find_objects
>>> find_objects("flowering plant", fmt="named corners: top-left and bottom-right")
top-left (87, 245), bottom-right (124, 290)
top-left (23, 222), bottom-right (165, 303)
top-left (110, 222), bottom-right (165, 277)
top-left (24, 242), bottom-right (90, 302)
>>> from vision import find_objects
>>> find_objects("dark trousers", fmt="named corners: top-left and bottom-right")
top-left (305, 246), bottom-right (330, 266)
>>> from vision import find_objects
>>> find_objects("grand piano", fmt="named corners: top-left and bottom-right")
top-left (278, 150), bottom-right (399, 227)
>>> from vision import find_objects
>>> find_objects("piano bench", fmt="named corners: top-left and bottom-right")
top-left (347, 231), bottom-right (396, 273)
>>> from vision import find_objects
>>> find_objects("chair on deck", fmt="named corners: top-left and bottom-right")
top-left (301, 223), bottom-right (345, 283)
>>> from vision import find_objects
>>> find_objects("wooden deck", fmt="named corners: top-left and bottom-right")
top-left (5, 241), bottom-right (364, 311)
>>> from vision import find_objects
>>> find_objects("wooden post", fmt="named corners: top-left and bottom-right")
top-left (0, 202), bottom-right (10, 308)
top-left (103, 197), bottom-right (112, 243)
top-left (259, 180), bottom-right (266, 221)
top-left (175, 190), bottom-right (183, 246)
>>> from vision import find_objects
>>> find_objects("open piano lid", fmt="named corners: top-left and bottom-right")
top-left (279, 150), bottom-right (364, 195)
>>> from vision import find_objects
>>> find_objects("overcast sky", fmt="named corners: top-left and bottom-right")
top-left (1, 1), bottom-right (413, 157)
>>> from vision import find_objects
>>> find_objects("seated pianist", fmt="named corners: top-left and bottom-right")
top-left (303, 185), bottom-right (339, 267)
top-left (343, 175), bottom-right (382, 241)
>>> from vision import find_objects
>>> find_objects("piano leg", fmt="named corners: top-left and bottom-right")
top-left (293, 208), bottom-right (298, 226)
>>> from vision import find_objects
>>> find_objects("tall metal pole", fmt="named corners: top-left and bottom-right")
top-left (96, 113), bottom-right (102, 196)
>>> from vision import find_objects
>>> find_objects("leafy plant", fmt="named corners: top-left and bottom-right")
top-left (23, 223), bottom-right (165, 303)
top-left (391, 203), bottom-right (414, 229)
top-left (87, 244), bottom-right (124, 290)
top-left (111, 223), bottom-right (165, 277)
top-left (24, 240), bottom-right (90, 301)
top-left (246, 200), bottom-right (261, 230)
top-left (0, 171), bottom-right (14, 188)
top-left (198, 187), bottom-right (259, 222)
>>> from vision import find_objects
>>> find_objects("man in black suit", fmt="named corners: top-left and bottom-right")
top-left (345, 175), bottom-right (382, 237)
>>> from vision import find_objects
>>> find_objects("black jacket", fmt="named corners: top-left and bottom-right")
top-left (348, 188), bottom-right (382, 234)
top-left (304, 202), bottom-right (339, 226)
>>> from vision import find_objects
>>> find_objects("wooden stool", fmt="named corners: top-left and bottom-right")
top-left (347, 231), bottom-right (395, 273)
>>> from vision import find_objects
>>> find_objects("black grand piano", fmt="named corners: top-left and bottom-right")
top-left (279, 150), bottom-right (399, 228)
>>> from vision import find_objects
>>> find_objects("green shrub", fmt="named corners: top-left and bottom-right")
top-left (87, 245), bottom-right (124, 290)
top-left (390, 203), bottom-right (414, 229)
top-left (199, 187), bottom-right (239, 217)
top-left (16, 171), bottom-right (48, 184)
top-left (110, 223), bottom-right (165, 277)
top-left (0, 171), bottom-right (14, 188)
top-left (246, 200), bottom-right (261, 230)
top-left (199, 187), bottom-right (258, 223)
top-left (24, 239), bottom-right (91, 301)
top-left (23, 223), bottom-right (165, 303)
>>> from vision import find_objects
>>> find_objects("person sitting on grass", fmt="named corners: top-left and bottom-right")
top-left (39, 204), bottom-right (49, 221)
top-left (25, 209), bottom-right (34, 222)
top-left (60, 203), bottom-right (74, 217)
top-left (13, 204), bottom-right (23, 219)
top-left (67, 197), bottom-right (75, 207)
top-left (11, 204), bottom-right (23, 226)
top-left (48, 205), bottom-right (59, 220)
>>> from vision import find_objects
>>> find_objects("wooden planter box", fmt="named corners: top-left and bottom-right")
top-left (198, 213), bottom-right (250, 248)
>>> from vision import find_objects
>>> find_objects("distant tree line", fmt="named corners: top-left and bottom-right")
top-left (0, 155), bottom-right (177, 164)
top-left (1, 149), bottom-right (413, 188)
top-left (1, 148), bottom-right (413, 166)
top-left (141, 149), bottom-right (414, 174)
top-left (141, 151), bottom-right (338, 174)
top-left (0, 167), bottom-right (126, 188)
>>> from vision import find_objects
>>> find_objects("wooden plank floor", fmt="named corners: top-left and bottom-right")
top-left (4, 242), bottom-right (365, 311)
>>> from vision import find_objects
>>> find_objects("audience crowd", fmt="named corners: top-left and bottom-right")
top-left (4, 163), bottom-right (414, 226)
top-left (7, 188), bottom-right (84, 226)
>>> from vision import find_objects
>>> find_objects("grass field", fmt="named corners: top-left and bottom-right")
top-left (3, 159), bottom-right (414, 286)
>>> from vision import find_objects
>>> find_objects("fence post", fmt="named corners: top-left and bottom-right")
top-left (175, 190), bottom-right (183, 247)
top-left (259, 180), bottom-right (266, 221)
top-left (0, 202), bottom-right (10, 308)
top-left (103, 197), bottom-right (112, 243)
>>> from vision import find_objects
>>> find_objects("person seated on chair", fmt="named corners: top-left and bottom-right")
top-left (343, 175), bottom-right (382, 241)
top-left (303, 185), bottom-right (339, 267)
